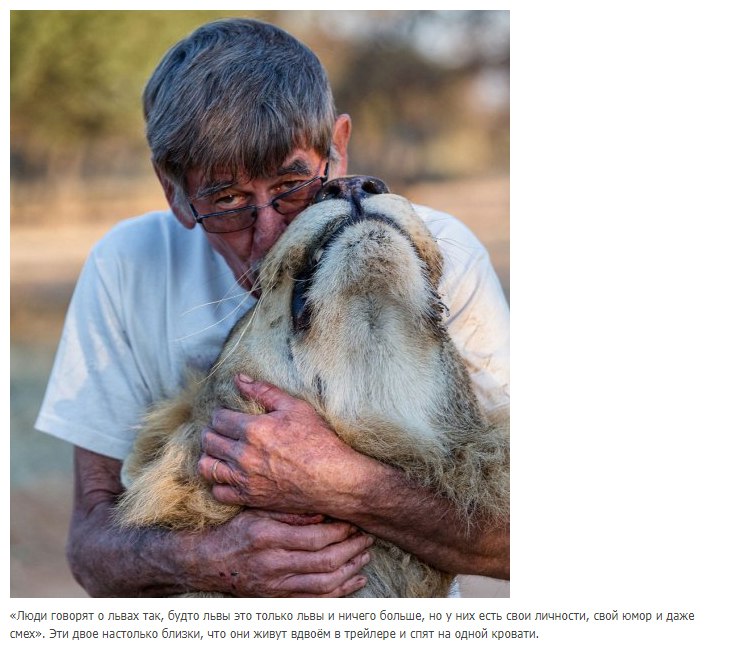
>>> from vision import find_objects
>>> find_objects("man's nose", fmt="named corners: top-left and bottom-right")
top-left (252, 204), bottom-right (291, 249)
top-left (313, 176), bottom-right (390, 209)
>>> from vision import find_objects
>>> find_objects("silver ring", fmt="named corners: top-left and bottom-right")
top-left (212, 459), bottom-right (222, 483)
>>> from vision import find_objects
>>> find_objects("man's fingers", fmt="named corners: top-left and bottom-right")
top-left (199, 452), bottom-right (231, 485)
top-left (235, 374), bottom-right (301, 413)
top-left (288, 574), bottom-right (368, 598)
top-left (282, 531), bottom-right (374, 574)
top-left (263, 511), bottom-right (325, 526)
top-left (212, 510), bottom-right (375, 598)
top-left (258, 519), bottom-right (371, 553)
top-left (277, 548), bottom-right (372, 596)
top-left (208, 408), bottom-right (262, 441)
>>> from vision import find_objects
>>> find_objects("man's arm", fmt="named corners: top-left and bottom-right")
top-left (200, 376), bottom-right (509, 581)
top-left (67, 446), bottom-right (374, 597)
top-left (318, 458), bottom-right (509, 580)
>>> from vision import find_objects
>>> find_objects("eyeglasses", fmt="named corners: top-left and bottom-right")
top-left (189, 160), bottom-right (330, 234)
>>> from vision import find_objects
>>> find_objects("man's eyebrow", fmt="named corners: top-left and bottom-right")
top-left (193, 179), bottom-right (237, 200)
top-left (192, 159), bottom-right (313, 199)
top-left (276, 158), bottom-right (313, 176)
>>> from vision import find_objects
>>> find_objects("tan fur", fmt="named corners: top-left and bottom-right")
top-left (116, 190), bottom-right (509, 598)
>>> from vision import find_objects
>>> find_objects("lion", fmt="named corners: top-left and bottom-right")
top-left (116, 176), bottom-right (509, 598)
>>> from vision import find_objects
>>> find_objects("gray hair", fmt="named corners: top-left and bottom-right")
top-left (144, 18), bottom-right (336, 192)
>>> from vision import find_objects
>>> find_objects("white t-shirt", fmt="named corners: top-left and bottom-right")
top-left (35, 207), bottom-right (510, 461)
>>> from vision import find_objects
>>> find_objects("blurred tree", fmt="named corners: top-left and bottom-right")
top-left (10, 10), bottom-right (274, 180)
top-left (283, 11), bottom-right (509, 186)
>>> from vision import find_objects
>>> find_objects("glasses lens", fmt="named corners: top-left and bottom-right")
top-left (201, 209), bottom-right (256, 234)
top-left (273, 179), bottom-right (324, 216)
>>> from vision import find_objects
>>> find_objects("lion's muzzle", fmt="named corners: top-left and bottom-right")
top-left (313, 175), bottom-right (390, 215)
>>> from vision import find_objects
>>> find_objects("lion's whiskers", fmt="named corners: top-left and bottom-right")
top-left (175, 263), bottom-right (266, 344)
top-left (174, 300), bottom-right (249, 343)
top-left (181, 294), bottom-right (247, 315)
top-left (433, 235), bottom-right (475, 258)
top-left (201, 278), bottom-right (274, 382)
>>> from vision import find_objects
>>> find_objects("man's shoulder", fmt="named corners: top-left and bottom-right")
top-left (91, 210), bottom-right (183, 256)
top-left (412, 202), bottom-right (457, 226)
top-left (88, 210), bottom-right (216, 271)
top-left (412, 203), bottom-right (489, 269)
top-left (413, 204), bottom-right (483, 248)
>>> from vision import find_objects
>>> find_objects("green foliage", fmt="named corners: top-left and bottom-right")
top-left (10, 10), bottom-right (272, 175)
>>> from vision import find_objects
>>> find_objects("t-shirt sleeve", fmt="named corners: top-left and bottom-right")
top-left (34, 243), bottom-right (152, 460)
top-left (436, 219), bottom-right (510, 411)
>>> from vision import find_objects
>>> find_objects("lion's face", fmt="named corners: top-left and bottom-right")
top-left (221, 177), bottom-right (449, 435)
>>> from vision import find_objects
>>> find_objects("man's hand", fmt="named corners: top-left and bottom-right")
top-left (199, 374), bottom-right (363, 514)
top-left (199, 375), bottom-right (509, 580)
top-left (68, 447), bottom-right (372, 597)
top-left (187, 509), bottom-right (373, 597)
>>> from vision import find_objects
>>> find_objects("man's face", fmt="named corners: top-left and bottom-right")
top-left (165, 115), bottom-right (351, 293)
top-left (184, 148), bottom-right (329, 292)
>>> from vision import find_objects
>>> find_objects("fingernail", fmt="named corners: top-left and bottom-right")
top-left (367, 536), bottom-right (375, 547)
top-left (238, 373), bottom-right (253, 383)
top-left (361, 552), bottom-right (371, 564)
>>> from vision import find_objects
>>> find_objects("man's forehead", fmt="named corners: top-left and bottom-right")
top-left (186, 150), bottom-right (319, 197)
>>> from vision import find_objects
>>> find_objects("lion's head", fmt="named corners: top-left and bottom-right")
top-left (213, 177), bottom-right (472, 448)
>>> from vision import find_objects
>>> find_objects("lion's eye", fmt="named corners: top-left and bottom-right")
top-left (291, 270), bottom-right (315, 333)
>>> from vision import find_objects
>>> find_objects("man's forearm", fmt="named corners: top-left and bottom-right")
top-left (67, 448), bottom-right (197, 597)
top-left (68, 504), bottom-right (197, 597)
top-left (331, 458), bottom-right (509, 580)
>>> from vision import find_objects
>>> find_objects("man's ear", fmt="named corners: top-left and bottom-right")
top-left (330, 114), bottom-right (352, 177)
top-left (154, 165), bottom-right (196, 229)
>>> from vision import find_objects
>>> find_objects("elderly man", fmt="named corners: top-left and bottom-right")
top-left (36, 18), bottom-right (510, 597)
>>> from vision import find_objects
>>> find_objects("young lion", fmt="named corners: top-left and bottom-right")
top-left (116, 177), bottom-right (509, 598)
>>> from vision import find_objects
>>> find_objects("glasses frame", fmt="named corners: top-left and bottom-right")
top-left (189, 160), bottom-right (330, 234)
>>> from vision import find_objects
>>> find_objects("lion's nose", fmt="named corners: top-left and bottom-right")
top-left (313, 176), bottom-right (390, 205)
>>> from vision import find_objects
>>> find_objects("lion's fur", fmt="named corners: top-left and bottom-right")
top-left (116, 190), bottom-right (509, 598)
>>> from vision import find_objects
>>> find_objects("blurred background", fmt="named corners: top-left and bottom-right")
top-left (10, 9), bottom-right (509, 597)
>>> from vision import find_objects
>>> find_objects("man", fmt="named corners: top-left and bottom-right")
top-left (36, 18), bottom-right (510, 597)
